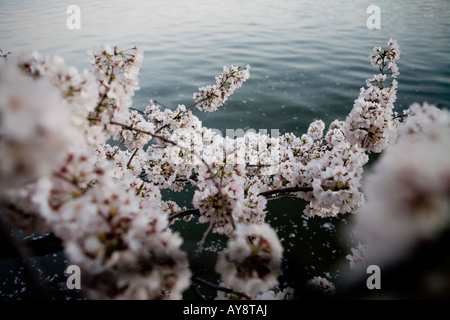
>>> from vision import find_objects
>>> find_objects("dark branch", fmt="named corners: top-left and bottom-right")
top-left (258, 186), bottom-right (313, 197)
top-left (168, 208), bottom-right (200, 221)
top-left (127, 148), bottom-right (139, 169)
top-left (0, 233), bottom-right (63, 259)
top-left (109, 120), bottom-right (177, 146)
top-left (267, 195), bottom-right (307, 202)
top-left (154, 124), bottom-right (170, 134)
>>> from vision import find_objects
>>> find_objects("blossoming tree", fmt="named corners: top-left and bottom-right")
top-left (0, 39), bottom-right (448, 299)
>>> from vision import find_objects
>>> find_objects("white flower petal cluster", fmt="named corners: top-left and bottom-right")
top-left (305, 141), bottom-right (368, 217)
top-left (346, 39), bottom-right (400, 153)
top-left (369, 38), bottom-right (401, 75)
top-left (240, 176), bottom-right (270, 225)
top-left (232, 130), bottom-right (281, 176)
top-left (192, 154), bottom-right (247, 235)
top-left (0, 177), bottom-right (52, 235)
top-left (253, 287), bottom-right (295, 300)
top-left (49, 175), bottom-right (190, 300)
top-left (0, 45), bottom-right (194, 300)
top-left (0, 62), bottom-right (77, 189)
top-left (193, 65), bottom-right (250, 112)
top-left (352, 103), bottom-right (450, 266)
top-left (273, 120), bottom-right (368, 217)
top-left (345, 243), bottom-right (369, 271)
top-left (87, 44), bottom-right (144, 143)
top-left (5, 39), bottom-right (443, 301)
top-left (114, 110), bottom-right (155, 150)
top-left (307, 276), bottom-right (336, 295)
top-left (396, 102), bottom-right (450, 143)
top-left (15, 51), bottom-right (99, 148)
top-left (307, 120), bottom-right (325, 141)
top-left (215, 223), bottom-right (283, 296)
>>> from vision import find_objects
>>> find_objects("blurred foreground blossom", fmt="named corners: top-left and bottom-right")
top-left (351, 103), bottom-right (450, 266)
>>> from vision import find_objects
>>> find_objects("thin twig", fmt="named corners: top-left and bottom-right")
top-left (258, 186), bottom-right (313, 197)
top-left (168, 208), bottom-right (200, 221)
top-left (53, 172), bottom-right (84, 193)
top-left (127, 148), bottom-right (139, 169)
top-left (111, 139), bottom-right (125, 157)
top-left (154, 124), bottom-right (170, 134)
top-left (94, 66), bottom-right (115, 115)
top-left (267, 195), bottom-right (306, 202)
top-left (129, 107), bottom-right (146, 116)
top-left (151, 100), bottom-right (174, 111)
top-left (109, 120), bottom-right (177, 146)
top-left (195, 217), bottom-right (215, 257)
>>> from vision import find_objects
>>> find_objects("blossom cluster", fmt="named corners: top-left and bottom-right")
top-left (345, 243), bottom-right (368, 271)
top-left (351, 103), bottom-right (450, 266)
top-left (215, 223), bottom-right (283, 296)
top-left (193, 65), bottom-right (250, 112)
top-left (345, 38), bottom-right (400, 153)
top-left (2, 39), bottom-right (447, 300)
top-left (307, 276), bottom-right (336, 295)
top-left (273, 119), bottom-right (368, 217)
top-left (0, 62), bottom-right (77, 190)
top-left (87, 44), bottom-right (144, 144)
top-left (369, 38), bottom-right (401, 77)
top-left (0, 45), bottom-right (192, 299)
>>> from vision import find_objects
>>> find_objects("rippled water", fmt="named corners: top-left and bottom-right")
top-left (1, 0), bottom-right (449, 135)
top-left (1, 0), bottom-right (450, 298)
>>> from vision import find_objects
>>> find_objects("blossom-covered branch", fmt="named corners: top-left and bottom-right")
top-left (1, 38), bottom-right (447, 300)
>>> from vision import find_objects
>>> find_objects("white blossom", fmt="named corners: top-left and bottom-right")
top-left (193, 65), bottom-right (250, 112)
top-left (0, 61), bottom-right (77, 189)
top-left (307, 276), bottom-right (336, 295)
top-left (215, 223), bottom-right (283, 296)
top-left (351, 103), bottom-right (450, 266)
top-left (346, 243), bottom-right (369, 271)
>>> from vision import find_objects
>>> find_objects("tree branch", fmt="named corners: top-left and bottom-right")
top-left (267, 195), bottom-right (307, 202)
top-left (109, 120), bottom-right (177, 146)
top-left (0, 233), bottom-right (63, 259)
top-left (258, 186), bottom-right (313, 197)
top-left (127, 148), bottom-right (139, 169)
top-left (168, 208), bottom-right (200, 221)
